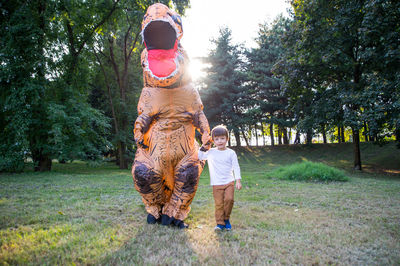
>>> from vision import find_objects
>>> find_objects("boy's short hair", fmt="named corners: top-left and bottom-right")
top-left (211, 124), bottom-right (229, 140)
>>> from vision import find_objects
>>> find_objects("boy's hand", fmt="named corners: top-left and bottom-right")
top-left (235, 179), bottom-right (242, 190)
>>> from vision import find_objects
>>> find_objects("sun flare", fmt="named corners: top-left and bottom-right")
top-left (188, 58), bottom-right (206, 82)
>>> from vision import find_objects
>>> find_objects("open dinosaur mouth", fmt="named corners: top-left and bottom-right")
top-left (143, 21), bottom-right (178, 78)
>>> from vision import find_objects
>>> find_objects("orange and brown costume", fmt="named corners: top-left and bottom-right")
top-left (132, 3), bottom-right (210, 227)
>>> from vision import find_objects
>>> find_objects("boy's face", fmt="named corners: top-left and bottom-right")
top-left (213, 135), bottom-right (227, 150)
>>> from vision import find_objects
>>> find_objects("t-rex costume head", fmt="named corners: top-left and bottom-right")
top-left (140, 3), bottom-right (189, 88)
top-left (132, 3), bottom-right (211, 228)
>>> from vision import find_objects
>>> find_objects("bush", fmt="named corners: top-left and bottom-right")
top-left (0, 146), bottom-right (25, 173)
top-left (268, 161), bottom-right (348, 182)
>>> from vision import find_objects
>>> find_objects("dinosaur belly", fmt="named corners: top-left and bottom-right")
top-left (144, 114), bottom-right (196, 162)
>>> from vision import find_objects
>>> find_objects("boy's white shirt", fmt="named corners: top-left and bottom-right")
top-left (198, 147), bottom-right (241, 186)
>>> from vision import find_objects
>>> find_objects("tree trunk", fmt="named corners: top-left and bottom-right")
top-left (233, 129), bottom-right (241, 147)
top-left (341, 126), bottom-right (345, 142)
top-left (270, 123), bottom-right (275, 146)
top-left (254, 124), bottom-right (258, 146)
top-left (94, 51), bottom-right (119, 136)
top-left (262, 123), bottom-right (266, 146)
top-left (294, 131), bottom-right (300, 144)
top-left (396, 127), bottom-right (400, 142)
top-left (306, 129), bottom-right (313, 145)
top-left (118, 141), bottom-right (128, 169)
top-left (106, 42), bottom-right (125, 167)
top-left (352, 128), bottom-right (362, 170)
top-left (241, 128), bottom-right (250, 146)
top-left (37, 157), bottom-right (52, 172)
top-left (118, 112), bottom-right (129, 169)
top-left (228, 130), bottom-right (232, 147)
top-left (352, 63), bottom-right (362, 170)
top-left (338, 126), bottom-right (341, 143)
top-left (283, 127), bottom-right (289, 144)
top-left (322, 124), bottom-right (327, 144)
top-left (107, 27), bottom-right (140, 170)
top-left (115, 149), bottom-right (120, 165)
top-left (278, 127), bottom-right (282, 145)
top-left (30, 2), bottom-right (52, 172)
top-left (32, 149), bottom-right (52, 172)
top-left (363, 121), bottom-right (369, 142)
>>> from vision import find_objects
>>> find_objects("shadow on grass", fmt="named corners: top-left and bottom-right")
top-left (98, 221), bottom-right (198, 265)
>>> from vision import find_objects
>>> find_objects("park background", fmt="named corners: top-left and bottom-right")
top-left (1, 0), bottom-right (399, 264)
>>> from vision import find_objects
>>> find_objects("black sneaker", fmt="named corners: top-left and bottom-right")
top-left (161, 214), bottom-right (174, 226)
top-left (174, 219), bottom-right (189, 229)
top-left (147, 214), bottom-right (158, 224)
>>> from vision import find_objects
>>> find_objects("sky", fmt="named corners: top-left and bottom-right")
top-left (180, 0), bottom-right (291, 79)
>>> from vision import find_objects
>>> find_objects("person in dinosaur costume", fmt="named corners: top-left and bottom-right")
top-left (132, 3), bottom-right (211, 229)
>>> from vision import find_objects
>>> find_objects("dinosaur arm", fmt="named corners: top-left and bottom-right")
top-left (192, 89), bottom-right (211, 147)
top-left (134, 114), bottom-right (152, 144)
top-left (134, 88), bottom-right (154, 146)
top-left (197, 110), bottom-right (211, 146)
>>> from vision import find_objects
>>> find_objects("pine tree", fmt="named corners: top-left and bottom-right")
top-left (199, 27), bottom-right (247, 146)
top-left (247, 16), bottom-right (291, 145)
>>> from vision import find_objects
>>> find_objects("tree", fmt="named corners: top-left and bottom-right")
top-left (247, 16), bottom-right (292, 146)
top-left (278, 0), bottom-right (400, 169)
top-left (90, 0), bottom-right (190, 169)
top-left (91, 2), bottom-right (143, 169)
top-left (199, 27), bottom-right (247, 146)
top-left (0, 1), bottom-right (45, 171)
top-left (274, 16), bottom-right (318, 145)
top-left (1, 0), bottom-right (118, 171)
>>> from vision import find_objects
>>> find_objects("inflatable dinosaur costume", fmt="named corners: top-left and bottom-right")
top-left (132, 3), bottom-right (211, 228)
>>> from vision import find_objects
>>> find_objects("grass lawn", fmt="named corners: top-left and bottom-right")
top-left (1, 142), bottom-right (399, 265)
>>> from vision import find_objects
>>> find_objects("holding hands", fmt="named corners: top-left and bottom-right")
top-left (200, 133), bottom-right (212, 151)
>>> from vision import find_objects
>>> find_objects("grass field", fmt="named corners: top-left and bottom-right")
top-left (1, 142), bottom-right (399, 265)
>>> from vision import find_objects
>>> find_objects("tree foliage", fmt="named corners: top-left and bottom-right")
top-left (246, 16), bottom-right (292, 145)
top-left (1, 0), bottom-right (190, 172)
top-left (199, 0), bottom-right (399, 171)
top-left (199, 27), bottom-right (247, 146)
top-left (276, 0), bottom-right (400, 169)
top-left (2, 0), bottom-right (398, 172)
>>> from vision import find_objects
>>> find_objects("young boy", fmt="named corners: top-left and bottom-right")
top-left (198, 125), bottom-right (242, 231)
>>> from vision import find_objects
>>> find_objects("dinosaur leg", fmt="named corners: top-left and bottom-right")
top-left (162, 151), bottom-right (204, 226)
top-left (132, 148), bottom-right (165, 221)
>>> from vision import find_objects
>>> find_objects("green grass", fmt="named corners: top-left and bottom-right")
top-left (1, 142), bottom-right (399, 265)
top-left (269, 161), bottom-right (349, 182)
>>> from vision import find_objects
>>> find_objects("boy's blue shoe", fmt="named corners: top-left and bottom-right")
top-left (224, 219), bottom-right (232, 231)
top-left (214, 224), bottom-right (225, 231)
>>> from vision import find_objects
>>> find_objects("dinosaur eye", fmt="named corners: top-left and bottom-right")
top-left (171, 14), bottom-right (182, 27)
